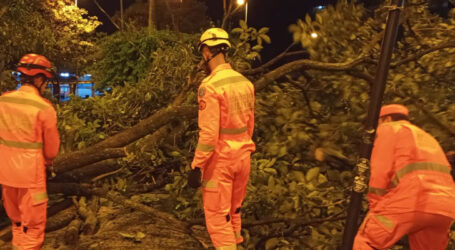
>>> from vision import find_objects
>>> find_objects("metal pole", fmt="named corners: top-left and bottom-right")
top-left (341, 0), bottom-right (404, 249)
top-left (245, 2), bottom-right (248, 25)
top-left (120, 0), bottom-right (124, 31)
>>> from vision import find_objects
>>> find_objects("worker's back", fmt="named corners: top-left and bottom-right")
top-left (0, 86), bottom-right (54, 188)
top-left (373, 121), bottom-right (455, 219)
top-left (199, 63), bottom-right (255, 160)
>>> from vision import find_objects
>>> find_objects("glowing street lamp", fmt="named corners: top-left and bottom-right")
top-left (236, 0), bottom-right (248, 25)
top-left (311, 32), bottom-right (318, 38)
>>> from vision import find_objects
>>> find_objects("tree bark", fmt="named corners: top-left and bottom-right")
top-left (64, 218), bottom-right (82, 246)
top-left (53, 159), bottom-right (120, 182)
top-left (54, 105), bottom-right (197, 174)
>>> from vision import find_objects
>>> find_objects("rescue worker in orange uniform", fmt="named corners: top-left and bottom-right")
top-left (0, 54), bottom-right (60, 249)
top-left (354, 104), bottom-right (455, 250)
top-left (188, 28), bottom-right (255, 249)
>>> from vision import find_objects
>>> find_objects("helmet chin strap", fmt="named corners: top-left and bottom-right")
top-left (26, 77), bottom-right (45, 96)
top-left (204, 51), bottom-right (222, 64)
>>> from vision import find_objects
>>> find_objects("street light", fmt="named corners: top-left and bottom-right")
top-left (236, 0), bottom-right (248, 25)
top-left (311, 32), bottom-right (318, 38)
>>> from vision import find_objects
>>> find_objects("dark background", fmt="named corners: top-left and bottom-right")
top-left (76, 0), bottom-right (335, 60)
top-left (77, 0), bottom-right (453, 60)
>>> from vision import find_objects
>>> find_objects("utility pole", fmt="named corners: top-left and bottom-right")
top-left (120, 0), bottom-right (124, 31)
top-left (341, 0), bottom-right (405, 249)
top-left (148, 0), bottom-right (155, 34)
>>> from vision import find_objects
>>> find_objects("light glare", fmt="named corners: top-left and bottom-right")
top-left (237, 0), bottom-right (245, 5)
top-left (311, 32), bottom-right (318, 38)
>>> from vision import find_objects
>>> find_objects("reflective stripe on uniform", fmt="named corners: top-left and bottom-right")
top-left (0, 96), bottom-right (48, 110)
top-left (202, 180), bottom-right (217, 188)
top-left (220, 126), bottom-right (247, 135)
top-left (196, 143), bottom-right (215, 152)
top-left (212, 76), bottom-right (249, 88)
top-left (375, 214), bottom-right (395, 230)
top-left (368, 187), bottom-right (388, 196)
top-left (215, 244), bottom-right (237, 250)
top-left (391, 162), bottom-right (451, 187)
top-left (32, 192), bottom-right (48, 202)
top-left (0, 138), bottom-right (43, 149)
top-left (235, 231), bottom-right (242, 239)
top-left (13, 246), bottom-right (19, 250)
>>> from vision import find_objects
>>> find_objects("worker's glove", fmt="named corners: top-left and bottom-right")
top-left (45, 159), bottom-right (56, 179)
top-left (188, 167), bottom-right (202, 188)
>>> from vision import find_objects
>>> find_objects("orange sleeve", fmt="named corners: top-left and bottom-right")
top-left (191, 85), bottom-right (220, 169)
top-left (39, 106), bottom-right (60, 161)
top-left (368, 124), bottom-right (395, 209)
top-left (247, 88), bottom-right (255, 138)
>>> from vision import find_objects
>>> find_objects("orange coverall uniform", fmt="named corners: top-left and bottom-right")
top-left (192, 63), bottom-right (255, 249)
top-left (0, 85), bottom-right (60, 249)
top-left (354, 120), bottom-right (455, 250)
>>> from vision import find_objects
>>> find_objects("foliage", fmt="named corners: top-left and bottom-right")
top-left (231, 20), bottom-right (272, 69)
top-left (0, 0), bottom-right (100, 73)
top-left (90, 29), bottom-right (198, 89)
top-left (59, 30), bottom-right (199, 153)
top-left (49, 0), bottom-right (455, 248)
top-left (112, 0), bottom-right (210, 33)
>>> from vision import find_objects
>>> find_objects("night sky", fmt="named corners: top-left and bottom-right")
top-left (78, 0), bottom-right (336, 59)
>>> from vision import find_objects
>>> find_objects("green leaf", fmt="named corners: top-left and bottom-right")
top-left (252, 45), bottom-right (263, 52)
top-left (239, 19), bottom-right (248, 30)
top-left (305, 14), bottom-right (312, 25)
top-left (306, 167), bottom-right (320, 182)
top-left (231, 27), bottom-right (243, 34)
top-left (265, 237), bottom-right (279, 250)
top-left (288, 24), bottom-right (300, 33)
top-left (119, 232), bottom-right (135, 239)
top-left (260, 34), bottom-right (271, 44)
top-left (258, 27), bottom-right (269, 34)
top-left (264, 167), bottom-right (278, 175)
top-left (135, 232), bottom-right (146, 242)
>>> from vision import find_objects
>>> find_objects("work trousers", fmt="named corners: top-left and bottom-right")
top-left (202, 154), bottom-right (250, 249)
top-left (354, 211), bottom-right (453, 250)
top-left (2, 185), bottom-right (48, 250)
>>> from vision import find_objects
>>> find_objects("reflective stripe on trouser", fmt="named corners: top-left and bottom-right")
top-left (354, 212), bottom-right (453, 250)
top-left (2, 186), bottom-right (48, 250)
top-left (215, 244), bottom-right (237, 250)
top-left (202, 154), bottom-right (250, 248)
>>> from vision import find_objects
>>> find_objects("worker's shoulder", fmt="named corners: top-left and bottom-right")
top-left (205, 69), bottom-right (252, 89)
top-left (27, 94), bottom-right (56, 112)
top-left (379, 121), bottom-right (415, 134)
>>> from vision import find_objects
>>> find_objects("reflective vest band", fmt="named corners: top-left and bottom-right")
top-left (368, 187), bottom-right (388, 196)
top-left (0, 96), bottom-right (48, 110)
top-left (235, 231), bottom-right (242, 239)
top-left (32, 192), bottom-right (48, 202)
top-left (375, 214), bottom-right (395, 230)
top-left (391, 162), bottom-right (451, 187)
top-left (0, 138), bottom-right (43, 149)
top-left (220, 126), bottom-right (248, 135)
top-left (196, 143), bottom-right (215, 152)
top-left (202, 180), bottom-right (217, 189)
top-left (212, 76), bottom-right (249, 88)
top-left (13, 246), bottom-right (19, 250)
top-left (215, 244), bottom-right (237, 250)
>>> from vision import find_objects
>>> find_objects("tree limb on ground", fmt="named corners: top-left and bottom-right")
top-left (54, 105), bottom-right (197, 173)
